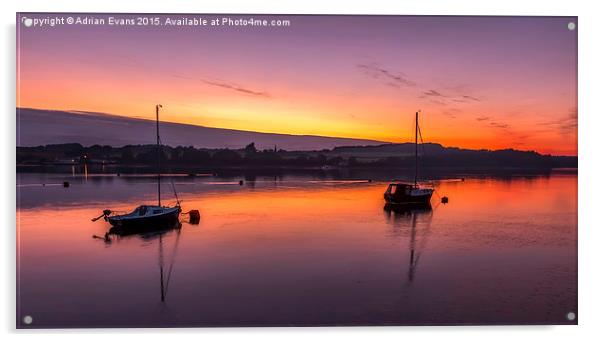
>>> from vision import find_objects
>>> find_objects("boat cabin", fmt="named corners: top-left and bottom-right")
top-left (129, 205), bottom-right (171, 218)
top-left (130, 205), bottom-right (165, 216)
top-left (385, 183), bottom-right (415, 196)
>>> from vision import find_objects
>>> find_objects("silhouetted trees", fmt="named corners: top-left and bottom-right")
top-left (212, 149), bottom-right (243, 165)
top-left (120, 147), bottom-right (135, 163)
top-left (16, 142), bottom-right (577, 169)
top-left (244, 142), bottom-right (257, 153)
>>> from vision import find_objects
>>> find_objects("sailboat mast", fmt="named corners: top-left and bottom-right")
top-left (414, 111), bottom-right (418, 186)
top-left (156, 105), bottom-right (162, 206)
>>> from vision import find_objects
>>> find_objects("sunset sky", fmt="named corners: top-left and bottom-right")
top-left (17, 14), bottom-right (577, 155)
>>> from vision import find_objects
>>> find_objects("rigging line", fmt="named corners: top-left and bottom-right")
top-left (158, 135), bottom-right (180, 206)
top-left (417, 122), bottom-right (427, 158)
top-left (415, 118), bottom-right (427, 183)
top-left (170, 178), bottom-right (180, 206)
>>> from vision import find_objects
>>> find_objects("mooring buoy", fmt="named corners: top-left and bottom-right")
top-left (188, 210), bottom-right (201, 224)
top-left (63, 181), bottom-right (70, 188)
top-left (441, 196), bottom-right (449, 204)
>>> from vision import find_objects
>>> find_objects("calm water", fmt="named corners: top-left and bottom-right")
top-left (16, 171), bottom-right (577, 327)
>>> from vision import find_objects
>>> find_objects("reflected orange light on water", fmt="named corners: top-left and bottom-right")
top-left (16, 173), bottom-right (577, 326)
top-left (18, 175), bottom-right (577, 250)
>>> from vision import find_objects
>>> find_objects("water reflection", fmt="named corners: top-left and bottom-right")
top-left (16, 172), bottom-right (577, 327)
top-left (104, 222), bottom-right (183, 303)
top-left (384, 203), bottom-right (434, 283)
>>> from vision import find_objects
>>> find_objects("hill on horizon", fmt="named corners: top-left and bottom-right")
top-left (16, 108), bottom-right (389, 151)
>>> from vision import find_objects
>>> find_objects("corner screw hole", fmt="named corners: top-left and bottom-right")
top-left (568, 22), bottom-right (576, 31)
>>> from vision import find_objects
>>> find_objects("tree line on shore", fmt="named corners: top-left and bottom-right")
top-left (16, 142), bottom-right (577, 169)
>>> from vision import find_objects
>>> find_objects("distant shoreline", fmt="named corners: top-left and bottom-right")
top-left (17, 142), bottom-right (578, 175)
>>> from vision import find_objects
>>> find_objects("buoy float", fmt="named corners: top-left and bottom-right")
top-left (239, 180), bottom-right (244, 185)
top-left (188, 210), bottom-right (201, 224)
top-left (441, 196), bottom-right (449, 204)
top-left (63, 181), bottom-right (70, 188)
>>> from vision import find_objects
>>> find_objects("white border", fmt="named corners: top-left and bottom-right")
top-left (3, 0), bottom-right (601, 341)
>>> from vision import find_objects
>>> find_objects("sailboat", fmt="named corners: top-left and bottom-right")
top-left (384, 111), bottom-right (434, 206)
top-left (95, 105), bottom-right (181, 230)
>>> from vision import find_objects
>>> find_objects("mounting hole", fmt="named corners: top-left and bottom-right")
top-left (566, 312), bottom-right (576, 321)
top-left (567, 22), bottom-right (576, 31)
top-left (22, 17), bottom-right (33, 27)
top-left (23, 315), bottom-right (33, 325)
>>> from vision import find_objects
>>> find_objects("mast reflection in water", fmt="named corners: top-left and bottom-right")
top-left (105, 222), bottom-right (183, 304)
top-left (384, 203), bottom-right (434, 283)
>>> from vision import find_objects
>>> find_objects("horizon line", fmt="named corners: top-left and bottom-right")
top-left (16, 107), bottom-right (577, 157)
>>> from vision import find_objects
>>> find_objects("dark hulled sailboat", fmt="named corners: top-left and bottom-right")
top-left (94, 105), bottom-right (181, 230)
top-left (384, 111), bottom-right (434, 206)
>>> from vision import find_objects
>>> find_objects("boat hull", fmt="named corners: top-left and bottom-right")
top-left (384, 192), bottom-right (433, 205)
top-left (108, 207), bottom-right (181, 231)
